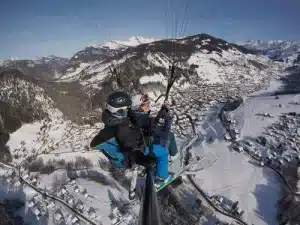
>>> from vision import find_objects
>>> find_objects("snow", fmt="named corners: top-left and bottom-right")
top-left (250, 79), bottom-right (283, 96)
top-left (7, 121), bottom-right (43, 153)
top-left (188, 79), bottom-right (298, 225)
top-left (194, 141), bottom-right (280, 225)
top-left (146, 53), bottom-right (170, 68)
top-left (60, 62), bottom-right (90, 80)
top-left (236, 94), bottom-right (300, 138)
top-left (188, 52), bottom-right (224, 84)
top-left (102, 36), bottom-right (158, 50)
top-left (68, 178), bottom-right (129, 225)
top-left (139, 72), bottom-right (168, 85)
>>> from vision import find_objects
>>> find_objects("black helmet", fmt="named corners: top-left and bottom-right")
top-left (106, 91), bottom-right (132, 118)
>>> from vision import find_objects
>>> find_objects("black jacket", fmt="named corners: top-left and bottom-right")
top-left (129, 106), bottom-right (172, 140)
top-left (100, 109), bottom-right (145, 153)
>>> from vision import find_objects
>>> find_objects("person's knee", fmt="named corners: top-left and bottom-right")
top-left (153, 145), bottom-right (168, 157)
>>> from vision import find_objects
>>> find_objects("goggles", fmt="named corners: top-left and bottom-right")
top-left (112, 108), bottom-right (128, 118)
top-left (106, 103), bottom-right (129, 118)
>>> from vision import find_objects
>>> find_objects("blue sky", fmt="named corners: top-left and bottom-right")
top-left (1, 0), bottom-right (299, 60)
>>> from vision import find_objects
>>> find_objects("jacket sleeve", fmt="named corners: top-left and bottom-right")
top-left (151, 116), bottom-right (172, 139)
top-left (90, 127), bottom-right (115, 148)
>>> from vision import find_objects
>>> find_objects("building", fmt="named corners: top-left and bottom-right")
top-left (32, 195), bottom-right (40, 204)
top-left (72, 216), bottom-right (79, 224)
top-left (32, 207), bottom-right (41, 217)
top-left (67, 196), bottom-right (74, 204)
top-left (124, 214), bottom-right (133, 223)
top-left (55, 212), bottom-right (63, 221)
top-left (88, 207), bottom-right (96, 218)
top-left (74, 186), bottom-right (80, 193)
top-left (28, 201), bottom-right (35, 208)
top-left (46, 201), bottom-right (55, 209)
top-left (82, 188), bottom-right (89, 198)
top-left (70, 180), bottom-right (76, 185)
top-left (76, 201), bottom-right (84, 210)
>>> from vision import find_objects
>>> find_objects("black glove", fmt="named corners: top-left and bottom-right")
top-left (157, 105), bottom-right (170, 121)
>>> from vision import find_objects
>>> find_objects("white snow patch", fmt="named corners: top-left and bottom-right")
top-left (188, 52), bottom-right (224, 84)
top-left (102, 36), bottom-right (158, 50)
top-left (7, 121), bottom-right (43, 153)
top-left (139, 73), bottom-right (168, 86)
top-left (60, 63), bottom-right (90, 80)
top-left (194, 140), bottom-right (280, 225)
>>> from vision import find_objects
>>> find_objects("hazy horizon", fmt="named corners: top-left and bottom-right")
top-left (1, 0), bottom-right (299, 60)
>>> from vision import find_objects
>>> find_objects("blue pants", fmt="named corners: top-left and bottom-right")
top-left (144, 144), bottom-right (169, 179)
top-left (95, 138), bottom-right (125, 168)
top-left (96, 139), bottom-right (168, 179)
top-left (154, 132), bottom-right (178, 157)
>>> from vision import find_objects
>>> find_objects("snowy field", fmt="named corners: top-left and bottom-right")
top-left (3, 74), bottom-right (297, 225)
top-left (192, 79), bottom-right (300, 225)
top-left (194, 141), bottom-right (280, 225)
top-left (238, 94), bottom-right (300, 138)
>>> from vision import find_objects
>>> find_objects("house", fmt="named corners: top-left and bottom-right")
top-left (111, 218), bottom-right (118, 225)
top-left (112, 207), bottom-right (120, 216)
top-left (32, 207), bottom-right (41, 216)
top-left (234, 207), bottom-right (245, 217)
top-left (61, 187), bottom-right (67, 195)
top-left (76, 202), bottom-right (84, 210)
top-left (14, 181), bottom-right (21, 187)
top-left (74, 186), bottom-right (80, 193)
top-left (7, 169), bottom-right (14, 176)
top-left (67, 196), bottom-right (74, 204)
top-left (82, 188), bottom-right (89, 198)
top-left (6, 177), bottom-right (12, 183)
top-left (32, 195), bottom-right (40, 204)
top-left (66, 214), bottom-right (73, 223)
top-left (70, 180), bottom-right (76, 185)
top-left (71, 216), bottom-right (79, 224)
top-left (28, 201), bottom-right (35, 208)
top-left (55, 212), bottom-right (63, 221)
top-left (224, 134), bottom-right (231, 141)
top-left (124, 214), bottom-right (133, 223)
top-left (31, 177), bottom-right (37, 185)
top-left (88, 207), bottom-right (96, 218)
top-left (46, 201), bottom-right (55, 209)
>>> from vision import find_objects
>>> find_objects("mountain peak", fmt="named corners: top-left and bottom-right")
top-left (91, 36), bottom-right (158, 50)
top-left (242, 40), bottom-right (300, 65)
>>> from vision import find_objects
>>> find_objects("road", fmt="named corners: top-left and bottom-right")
top-left (219, 101), bottom-right (294, 194)
top-left (188, 175), bottom-right (248, 225)
top-left (1, 161), bottom-right (100, 225)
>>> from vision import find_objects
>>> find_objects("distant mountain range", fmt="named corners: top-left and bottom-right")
top-left (242, 40), bottom-right (300, 65)
top-left (0, 55), bottom-right (69, 80)
top-left (0, 33), bottom-right (290, 133)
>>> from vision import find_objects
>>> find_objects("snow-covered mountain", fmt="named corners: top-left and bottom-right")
top-left (0, 55), bottom-right (70, 80)
top-left (70, 36), bottom-right (158, 63)
top-left (1, 33), bottom-right (287, 128)
top-left (102, 36), bottom-right (158, 49)
top-left (1, 33), bottom-right (299, 225)
top-left (243, 40), bottom-right (300, 65)
top-left (61, 33), bottom-right (283, 110)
